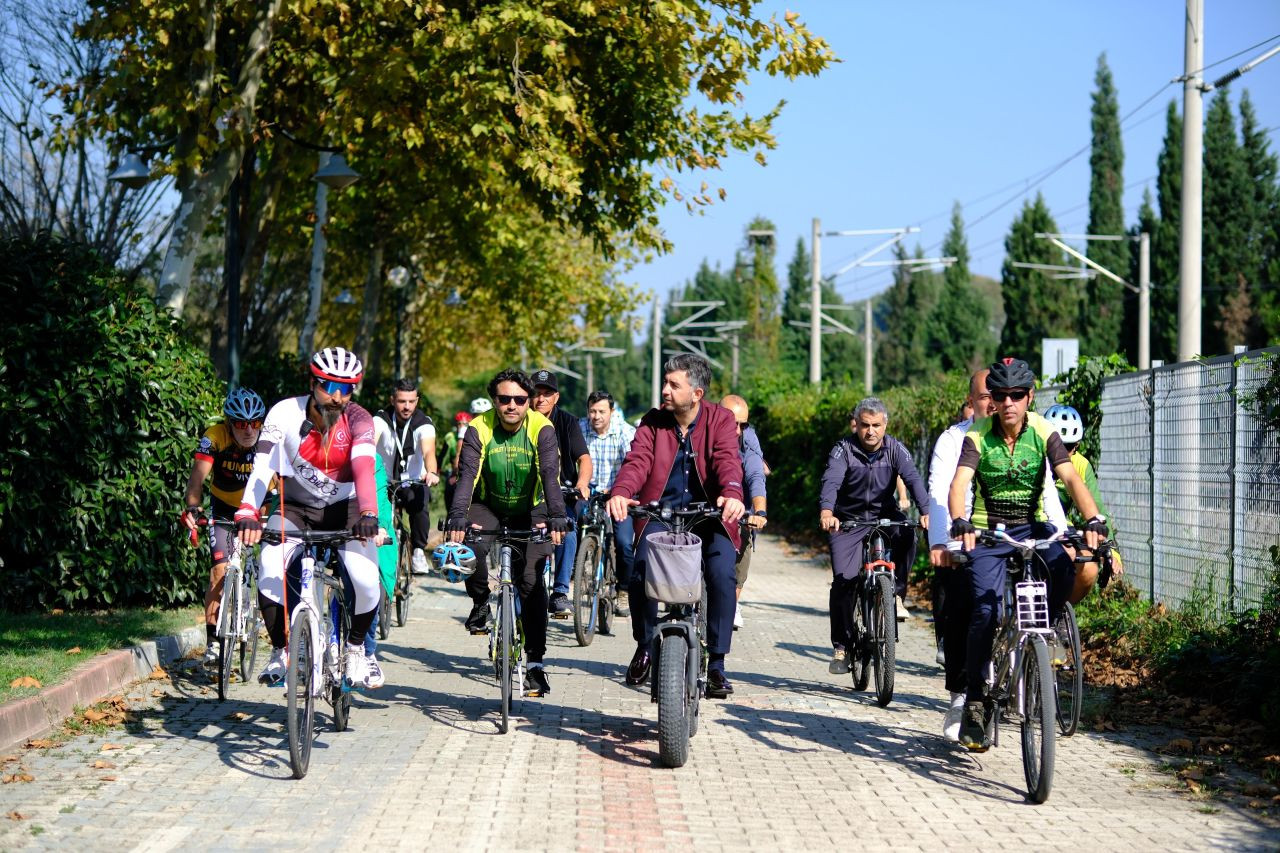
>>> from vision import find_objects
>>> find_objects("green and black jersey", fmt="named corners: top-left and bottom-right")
top-left (956, 411), bottom-right (1070, 528)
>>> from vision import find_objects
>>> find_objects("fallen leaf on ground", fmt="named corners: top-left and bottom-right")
top-left (151, 689), bottom-right (164, 698)
top-left (1243, 782), bottom-right (1280, 797)
top-left (9, 676), bottom-right (40, 689)
top-left (1179, 767), bottom-right (1205, 781)
top-left (65, 646), bottom-right (81, 655)
top-left (1, 773), bottom-right (34, 784)
top-left (1247, 799), bottom-right (1265, 809)
top-left (226, 712), bottom-right (250, 721)
top-left (100, 744), bottom-right (123, 752)
top-left (1163, 738), bottom-right (1194, 754)
top-left (1186, 779), bottom-right (1203, 793)
top-left (24, 740), bottom-right (55, 750)
top-left (6, 812), bottom-right (24, 821)
top-left (1, 755), bottom-right (19, 763)
top-left (82, 709), bottom-right (106, 723)
top-left (99, 775), bottom-right (116, 782)
top-left (148, 667), bottom-right (167, 680)
top-left (91, 760), bottom-right (114, 770)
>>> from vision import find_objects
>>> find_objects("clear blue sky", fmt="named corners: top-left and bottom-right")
top-left (628, 1), bottom-right (1280, 307)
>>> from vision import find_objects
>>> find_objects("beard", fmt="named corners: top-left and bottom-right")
top-left (313, 394), bottom-right (345, 431)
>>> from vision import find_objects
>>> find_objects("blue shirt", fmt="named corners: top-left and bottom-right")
top-left (661, 409), bottom-right (708, 510)
top-left (578, 413), bottom-right (636, 493)
top-left (740, 425), bottom-right (767, 504)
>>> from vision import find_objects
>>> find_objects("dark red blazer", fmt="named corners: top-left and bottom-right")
top-left (610, 401), bottom-right (745, 551)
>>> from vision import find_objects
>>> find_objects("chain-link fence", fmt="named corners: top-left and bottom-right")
top-left (1097, 347), bottom-right (1279, 610)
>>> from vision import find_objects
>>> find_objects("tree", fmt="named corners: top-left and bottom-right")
top-left (1083, 53), bottom-right (1126, 356)
top-left (1203, 89), bottom-right (1252, 353)
top-left (875, 242), bottom-right (916, 387)
top-left (1239, 90), bottom-right (1280, 344)
top-left (1152, 100), bottom-right (1182, 363)
top-left (903, 245), bottom-right (943, 378)
top-left (926, 202), bottom-right (991, 372)
top-left (999, 194), bottom-right (1078, 368)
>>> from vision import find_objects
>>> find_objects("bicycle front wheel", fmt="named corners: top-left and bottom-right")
top-left (331, 597), bottom-right (352, 733)
top-left (1054, 603), bottom-right (1083, 737)
top-left (396, 535), bottom-right (413, 627)
top-left (378, 587), bottom-right (392, 640)
top-left (598, 546), bottom-right (615, 637)
top-left (657, 634), bottom-right (691, 768)
top-left (1021, 636), bottom-right (1056, 803)
top-left (216, 566), bottom-right (238, 701)
top-left (573, 533), bottom-right (602, 646)
top-left (286, 614), bottom-right (315, 779)
top-left (872, 573), bottom-right (896, 707)
top-left (851, 586), bottom-right (870, 691)
top-left (498, 585), bottom-right (514, 734)
top-left (239, 590), bottom-right (260, 685)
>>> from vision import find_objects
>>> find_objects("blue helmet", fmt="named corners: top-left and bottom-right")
top-left (224, 387), bottom-right (266, 421)
top-left (432, 542), bottom-right (478, 583)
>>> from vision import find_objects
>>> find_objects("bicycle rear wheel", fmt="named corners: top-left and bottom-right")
top-left (286, 614), bottom-right (315, 779)
top-left (378, 587), bottom-right (392, 640)
top-left (1021, 636), bottom-right (1056, 803)
top-left (396, 535), bottom-right (413, 627)
top-left (1054, 603), bottom-right (1083, 737)
top-left (573, 533), bottom-right (601, 646)
top-left (657, 633), bottom-right (691, 768)
top-left (216, 567), bottom-right (238, 701)
top-left (851, 585), bottom-right (870, 691)
top-left (331, 597), bottom-right (352, 733)
top-left (498, 585), bottom-right (514, 734)
top-left (872, 573), bottom-right (896, 707)
top-left (598, 547), bottom-right (615, 637)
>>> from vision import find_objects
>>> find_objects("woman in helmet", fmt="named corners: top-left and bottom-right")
top-left (1043, 403), bottom-right (1124, 600)
top-left (179, 387), bottom-right (267, 666)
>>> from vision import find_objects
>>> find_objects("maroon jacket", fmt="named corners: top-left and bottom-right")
top-left (610, 401), bottom-right (745, 551)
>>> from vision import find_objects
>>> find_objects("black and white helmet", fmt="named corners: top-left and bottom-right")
top-left (310, 347), bottom-right (364, 383)
top-left (224, 387), bottom-right (266, 421)
top-left (1044, 404), bottom-right (1084, 444)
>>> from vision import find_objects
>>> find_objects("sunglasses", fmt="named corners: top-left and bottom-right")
top-left (316, 379), bottom-right (355, 396)
top-left (736, 421), bottom-right (749, 430)
top-left (991, 389), bottom-right (1029, 403)
top-left (231, 419), bottom-right (264, 431)
top-left (496, 394), bottom-right (529, 406)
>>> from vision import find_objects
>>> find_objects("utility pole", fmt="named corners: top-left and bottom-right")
top-left (651, 293), bottom-right (662, 410)
top-left (1138, 232), bottom-right (1150, 370)
top-left (809, 218), bottom-right (821, 385)
top-left (864, 299), bottom-right (874, 393)
top-left (1178, 0), bottom-right (1203, 362)
top-left (730, 330), bottom-right (740, 387)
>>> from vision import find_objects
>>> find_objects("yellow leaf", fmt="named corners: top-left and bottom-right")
top-left (9, 677), bottom-right (40, 689)
top-left (100, 743), bottom-right (123, 752)
top-left (66, 647), bottom-right (82, 655)
top-left (92, 760), bottom-right (115, 769)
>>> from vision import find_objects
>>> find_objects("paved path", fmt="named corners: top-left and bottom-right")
top-left (1, 536), bottom-right (1277, 851)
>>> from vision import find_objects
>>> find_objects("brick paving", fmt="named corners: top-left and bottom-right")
top-left (1, 534), bottom-right (1277, 851)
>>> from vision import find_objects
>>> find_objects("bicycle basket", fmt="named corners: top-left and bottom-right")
top-left (1014, 580), bottom-right (1050, 632)
top-left (644, 531), bottom-right (703, 605)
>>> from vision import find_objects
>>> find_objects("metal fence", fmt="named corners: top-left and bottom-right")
top-left (1097, 347), bottom-right (1280, 610)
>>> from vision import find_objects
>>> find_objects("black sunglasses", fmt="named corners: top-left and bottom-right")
top-left (991, 389), bottom-right (1029, 403)
top-left (496, 394), bottom-right (529, 406)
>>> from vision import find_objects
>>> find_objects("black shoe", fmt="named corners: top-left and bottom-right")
top-left (706, 669), bottom-right (734, 699)
top-left (549, 592), bottom-right (571, 618)
top-left (625, 647), bottom-right (651, 685)
top-left (465, 602), bottom-right (490, 634)
top-left (958, 700), bottom-right (990, 752)
top-left (523, 666), bottom-right (550, 697)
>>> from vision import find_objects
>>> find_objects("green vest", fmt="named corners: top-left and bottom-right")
top-left (965, 411), bottom-right (1057, 528)
top-left (469, 409), bottom-right (552, 516)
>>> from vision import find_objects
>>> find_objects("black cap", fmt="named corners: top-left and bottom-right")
top-left (531, 369), bottom-right (558, 392)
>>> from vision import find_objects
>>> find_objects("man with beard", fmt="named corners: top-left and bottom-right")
top-left (235, 347), bottom-right (384, 691)
top-left (375, 379), bottom-right (439, 574)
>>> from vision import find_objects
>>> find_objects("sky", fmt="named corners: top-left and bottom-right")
top-left (627, 1), bottom-right (1280, 309)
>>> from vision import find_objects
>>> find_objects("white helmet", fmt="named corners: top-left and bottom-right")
top-left (1044, 404), bottom-right (1084, 445)
top-left (470, 397), bottom-right (492, 414)
top-left (311, 347), bottom-right (364, 383)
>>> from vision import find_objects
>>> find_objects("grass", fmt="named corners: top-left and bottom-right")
top-left (0, 606), bottom-right (203, 705)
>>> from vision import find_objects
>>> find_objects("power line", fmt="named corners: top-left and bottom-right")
top-left (1185, 33), bottom-right (1280, 78)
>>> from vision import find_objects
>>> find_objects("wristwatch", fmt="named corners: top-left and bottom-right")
top-left (754, 510), bottom-right (767, 518)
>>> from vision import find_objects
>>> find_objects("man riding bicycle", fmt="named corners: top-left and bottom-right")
top-left (947, 357), bottom-right (1106, 750)
top-left (446, 368), bottom-right (571, 698)
top-left (374, 378), bottom-right (439, 575)
top-left (607, 353), bottom-right (746, 698)
top-left (819, 397), bottom-right (928, 675)
top-left (234, 347), bottom-right (385, 690)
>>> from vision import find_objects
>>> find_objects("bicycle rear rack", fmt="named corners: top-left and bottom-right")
top-left (1014, 581), bottom-right (1050, 632)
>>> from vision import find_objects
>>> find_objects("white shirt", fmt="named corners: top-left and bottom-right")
top-left (926, 417), bottom-right (1068, 548)
top-left (374, 417), bottom-right (435, 482)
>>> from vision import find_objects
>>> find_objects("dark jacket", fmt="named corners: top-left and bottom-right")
top-left (819, 434), bottom-right (928, 523)
top-left (610, 402), bottom-right (745, 550)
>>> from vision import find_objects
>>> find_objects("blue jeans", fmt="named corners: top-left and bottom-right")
top-left (612, 514), bottom-right (635, 589)
top-left (365, 606), bottom-right (378, 657)
top-left (552, 499), bottom-right (582, 595)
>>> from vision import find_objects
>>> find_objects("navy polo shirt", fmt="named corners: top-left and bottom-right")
top-left (661, 408), bottom-right (708, 510)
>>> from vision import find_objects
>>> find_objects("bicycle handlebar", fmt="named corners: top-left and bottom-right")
top-left (838, 518), bottom-right (917, 533)
top-left (260, 528), bottom-right (359, 546)
top-left (462, 527), bottom-right (550, 543)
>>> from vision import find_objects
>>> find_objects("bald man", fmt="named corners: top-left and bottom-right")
top-left (721, 394), bottom-right (767, 629)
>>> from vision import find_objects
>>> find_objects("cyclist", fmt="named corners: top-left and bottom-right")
top-left (179, 388), bottom-right (266, 666)
top-left (580, 389), bottom-right (637, 616)
top-left (819, 397), bottom-right (928, 675)
top-left (720, 394), bottom-right (767, 630)
top-left (374, 379), bottom-right (439, 575)
top-left (529, 369), bottom-right (592, 619)
top-left (234, 347), bottom-right (385, 690)
top-left (607, 353), bottom-right (746, 698)
top-left (1043, 403), bottom-right (1125, 601)
top-left (441, 411), bottom-right (469, 512)
top-left (446, 368), bottom-right (571, 698)
top-left (947, 357), bottom-right (1106, 750)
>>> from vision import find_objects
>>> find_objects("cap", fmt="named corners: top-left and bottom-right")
top-left (530, 369), bottom-right (558, 392)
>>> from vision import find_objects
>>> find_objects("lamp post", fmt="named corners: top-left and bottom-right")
top-left (387, 265), bottom-right (410, 378)
top-left (298, 151), bottom-right (360, 359)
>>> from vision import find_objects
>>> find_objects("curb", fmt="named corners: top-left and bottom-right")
top-left (0, 625), bottom-right (206, 753)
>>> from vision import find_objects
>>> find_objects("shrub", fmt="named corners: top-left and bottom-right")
top-left (0, 235), bottom-right (221, 610)
top-left (1048, 353), bottom-right (1133, 464)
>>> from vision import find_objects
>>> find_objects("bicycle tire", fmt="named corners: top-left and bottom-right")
top-left (498, 585), bottom-right (514, 734)
top-left (216, 566), bottom-right (237, 701)
top-left (598, 547), bottom-right (615, 637)
top-left (286, 614), bottom-right (315, 779)
top-left (332, 589), bottom-right (353, 732)
top-left (378, 587), bottom-right (392, 640)
top-left (396, 534), bottom-right (413, 627)
top-left (239, 593), bottom-right (260, 685)
top-left (1021, 636), bottom-right (1056, 803)
top-left (872, 573), bottom-right (896, 707)
top-left (657, 633), bottom-right (691, 768)
top-left (851, 586), bottom-right (870, 691)
top-left (573, 533), bottom-right (602, 646)
top-left (1054, 603), bottom-right (1084, 737)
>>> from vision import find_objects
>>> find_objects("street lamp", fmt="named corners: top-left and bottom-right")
top-left (387, 265), bottom-right (410, 378)
top-left (297, 150), bottom-right (361, 359)
top-left (106, 153), bottom-right (150, 189)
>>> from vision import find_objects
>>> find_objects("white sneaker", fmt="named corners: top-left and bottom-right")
top-left (366, 655), bottom-right (385, 689)
top-left (896, 595), bottom-right (908, 622)
top-left (344, 645), bottom-right (369, 690)
top-left (258, 647), bottom-right (288, 686)
top-left (411, 548), bottom-right (430, 575)
top-left (943, 691), bottom-right (966, 741)
top-left (202, 640), bottom-right (221, 667)
top-left (733, 603), bottom-right (744, 630)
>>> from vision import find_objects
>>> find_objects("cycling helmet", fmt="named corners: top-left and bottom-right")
top-left (432, 541), bottom-right (478, 583)
top-left (470, 397), bottom-right (492, 415)
top-left (1044, 404), bottom-right (1084, 444)
top-left (986, 357), bottom-right (1037, 391)
top-left (224, 387), bottom-right (266, 421)
top-left (310, 346), bottom-right (364, 383)
top-left (454, 411), bottom-right (471, 424)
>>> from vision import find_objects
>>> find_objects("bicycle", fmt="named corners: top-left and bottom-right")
top-left (546, 483), bottom-right (581, 621)
top-left (260, 527), bottom-right (362, 779)
top-left (192, 519), bottom-right (262, 702)
top-left (837, 518), bottom-right (914, 707)
top-left (387, 478), bottom-right (418, 630)
top-left (572, 491), bottom-right (617, 646)
top-left (462, 524), bottom-right (550, 734)
top-left (1052, 537), bottom-right (1113, 737)
top-left (629, 501), bottom-right (736, 769)
top-left (950, 525), bottom-right (1080, 804)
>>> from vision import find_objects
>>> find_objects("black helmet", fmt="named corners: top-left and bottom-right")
top-left (986, 357), bottom-right (1036, 391)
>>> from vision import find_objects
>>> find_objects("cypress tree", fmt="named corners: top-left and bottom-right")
top-left (1203, 89), bottom-right (1252, 353)
top-left (927, 202), bottom-right (991, 371)
top-left (1152, 101), bottom-right (1182, 363)
top-left (1083, 54), bottom-right (1127, 355)
top-left (876, 241), bottom-right (917, 387)
top-left (999, 194), bottom-right (1079, 368)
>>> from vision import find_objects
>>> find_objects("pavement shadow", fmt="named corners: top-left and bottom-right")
top-left (517, 705), bottom-right (662, 768)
